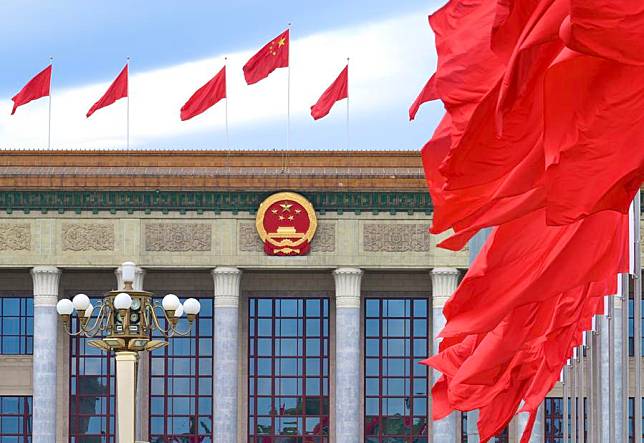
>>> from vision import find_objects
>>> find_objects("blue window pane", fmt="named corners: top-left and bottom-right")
top-left (258, 319), bottom-right (272, 335)
top-left (366, 320), bottom-right (380, 339)
top-left (306, 319), bottom-right (321, 336)
top-left (306, 299), bottom-right (321, 317)
top-left (366, 299), bottom-right (380, 317)
top-left (3, 299), bottom-right (21, 316)
top-left (257, 299), bottom-right (272, 317)
top-left (413, 299), bottom-right (428, 317)
top-left (0, 297), bottom-right (32, 355)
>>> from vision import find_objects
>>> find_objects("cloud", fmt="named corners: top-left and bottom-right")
top-left (0, 10), bottom-right (438, 149)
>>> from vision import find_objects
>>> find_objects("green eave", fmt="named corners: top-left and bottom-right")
top-left (0, 190), bottom-right (433, 215)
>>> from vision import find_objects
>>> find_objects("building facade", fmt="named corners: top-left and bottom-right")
top-left (0, 150), bottom-right (637, 442)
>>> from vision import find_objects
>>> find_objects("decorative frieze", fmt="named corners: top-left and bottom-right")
top-left (0, 223), bottom-right (30, 251)
top-left (62, 223), bottom-right (114, 251)
top-left (145, 223), bottom-right (211, 252)
top-left (363, 223), bottom-right (431, 252)
top-left (311, 223), bottom-right (336, 252)
top-left (239, 222), bottom-right (263, 252)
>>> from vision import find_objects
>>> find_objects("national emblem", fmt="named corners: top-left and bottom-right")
top-left (255, 192), bottom-right (318, 256)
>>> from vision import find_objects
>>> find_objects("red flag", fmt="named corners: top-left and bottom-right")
top-left (180, 66), bottom-right (226, 121)
top-left (409, 74), bottom-right (437, 120)
top-left (310, 65), bottom-right (348, 120)
top-left (439, 208), bottom-right (628, 339)
top-left (87, 64), bottom-right (128, 118)
top-left (543, 49), bottom-right (644, 225)
top-left (11, 65), bottom-right (51, 115)
top-left (243, 29), bottom-right (289, 85)
top-left (564, 0), bottom-right (644, 66)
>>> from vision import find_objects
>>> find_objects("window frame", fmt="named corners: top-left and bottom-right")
top-left (247, 296), bottom-right (330, 443)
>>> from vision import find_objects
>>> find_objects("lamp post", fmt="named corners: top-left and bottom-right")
top-left (56, 261), bottom-right (201, 443)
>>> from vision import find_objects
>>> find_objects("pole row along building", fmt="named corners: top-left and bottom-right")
top-left (0, 149), bottom-right (640, 443)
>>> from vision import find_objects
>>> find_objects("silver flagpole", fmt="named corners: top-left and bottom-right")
top-left (48, 56), bottom-right (53, 149)
top-left (580, 344), bottom-right (585, 442)
top-left (564, 364), bottom-right (569, 442)
top-left (225, 57), bottom-right (229, 150)
top-left (571, 355), bottom-right (577, 443)
top-left (623, 271), bottom-right (631, 442)
top-left (609, 294), bottom-right (616, 443)
top-left (634, 190), bottom-right (642, 443)
top-left (587, 330), bottom-right (594, 442)
top-left (126, 57), bottom-right (130, 149)
top-left (286, 22), bottom-right (291, 150)
top-left (346, 57), bottom-right (350, 150)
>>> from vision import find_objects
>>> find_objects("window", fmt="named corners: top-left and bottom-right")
top-left (69, 297), bottom-right (116, 443)
top-left (0, 297), bottom-right (33, 354)
top-left (628, 397), bottom-right (644, 442)
top-left (248, 297), bottom-right (330, 442)
top-left (0, 396), bottom-right (31, 442)
top-left (364, 298), bottom-right (428, 442)
top-left (544, 397), bottom-right (564, 442)
top-left (628, 273), bottom-right (644, 357)
top-left (149, 296), bottom-right (213, 442)
top-left (461, 413), bottom-right (508, 443)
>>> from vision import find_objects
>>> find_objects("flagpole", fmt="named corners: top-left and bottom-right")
top-left (287, 22), bottom-right (292, 151)
top-left (48, 56), bottom-right (53, 149)
top-left (224, 57), bottom-right (229, 150)
top-left (346, 57), bottom-right (350, 150)
top-left (126, 57), bottom-right (130, 149)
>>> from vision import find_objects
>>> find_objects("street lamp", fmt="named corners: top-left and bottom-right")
top-left (56, 261), bottom-right (201, 443)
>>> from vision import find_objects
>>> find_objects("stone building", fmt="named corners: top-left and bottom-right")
top-left (0, 149), bottom-right (630, 442)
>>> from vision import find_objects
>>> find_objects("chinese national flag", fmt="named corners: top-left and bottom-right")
top-left (243, 29), bottom-right (289, 85)
top-left (11, 65), bottom-right (52, 115)
top-left (87, 64), bottom-right (128, 118)
top-left (180, 66), bottom-right (226, 121)
top-left (310, 65), bottom-right (348, 120)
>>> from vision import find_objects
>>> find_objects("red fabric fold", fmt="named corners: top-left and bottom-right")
top-left (310, 65), bottom-right (348, 120)
top-left (11, 65), bottom-right (51, 115)
top-left (86, 64), bottom-right (128, 118)
top-left (180, 66), bottom-right (226, 121)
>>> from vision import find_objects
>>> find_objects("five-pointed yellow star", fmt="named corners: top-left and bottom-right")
top-left (280, 202), bottom-right (292, 212)
top-left (279, 215), bottom-right (285, 220)
top-left (277, 37), bottom-right (286, 47)
top-left (288, 215), bottom-right (294, 221)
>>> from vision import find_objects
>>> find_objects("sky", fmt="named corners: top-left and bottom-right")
top-left (0, 1), bottom-right (445, 150)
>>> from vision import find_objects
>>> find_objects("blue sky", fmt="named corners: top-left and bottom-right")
top-left (0, 1), bottom-right (444, 149)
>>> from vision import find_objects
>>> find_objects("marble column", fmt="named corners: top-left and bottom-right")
top-left (115, 264), bottom-right (146, 441)
top-left (30, 266), bottom-right (62, 443)
top-left (212, 267), bottom-right (242, 443)
top-left (333, 267), bottom-right (363, 443)
top-left (465, 228), bottom-right (491, 442)
top-left (430, 267), bottom-right (459, 442)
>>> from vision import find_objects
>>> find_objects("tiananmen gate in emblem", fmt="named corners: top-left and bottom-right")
top-left (255, 191), bottom-right (318, 255)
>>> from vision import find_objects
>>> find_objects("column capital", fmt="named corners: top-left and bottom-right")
top-left (431, 267), bottom-right (459, 308)
top-left (115, 265), bottom-right (146, 291)
top-left (212, 267), bottom-right (242, 308)
top-left (31, 266), bottom-right (61, 306)
top-left (333, 267), bottom-right (363, 309)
